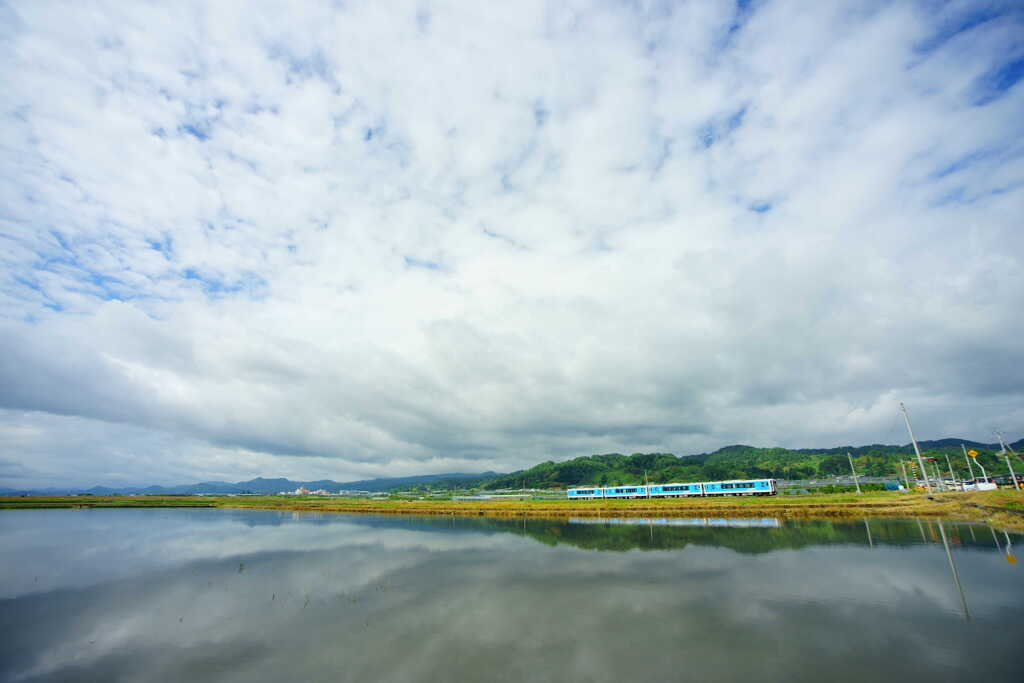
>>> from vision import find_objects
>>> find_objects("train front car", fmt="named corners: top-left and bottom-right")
top-left (601, 486), bottom-right (648, 499)
top-left (701, 479), bottom-right (777, 496)
top-left (566, 487), bottom-right (603, 500)
top-left (648, 483), bottom-right (703, 498)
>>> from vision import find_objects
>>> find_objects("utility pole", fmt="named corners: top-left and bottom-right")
top-left (995, 430), bottom-right (1018, 458)
top-left (1006, 454), bottom-right (1019, 491)
top-left (995, 431), bottom-right (1020, 491)
top-left (901, 402), bottom-right (932, 493)
top-left (847, 452), bottom-right (861, 494)
top-left (962, 444), bottom-right (975, 489)
top-left (644, 470), bottom-right (651, 499)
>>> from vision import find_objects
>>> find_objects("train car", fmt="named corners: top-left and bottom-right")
top-left (648, 483), bottom-right (703, 498)
top-left (701, 479), bottom-right (776, 496)
top-left (601, 486), bottom-right (648, 499)
top-left (566, 478), bottom-right (777, 500)
top-left (566, 487), bottom-right (604, 499)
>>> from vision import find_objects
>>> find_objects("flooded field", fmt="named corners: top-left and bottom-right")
top-left (1, 509), bottom-right (1021, 682)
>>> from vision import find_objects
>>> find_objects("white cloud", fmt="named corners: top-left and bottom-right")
top-left (1, 0), bottom-right (1022, 487)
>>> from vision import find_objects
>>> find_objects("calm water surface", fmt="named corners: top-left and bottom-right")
top-left (1, 509), bottom-right (1022, 682)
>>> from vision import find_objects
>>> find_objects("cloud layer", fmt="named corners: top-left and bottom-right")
top-left (2, 0), bottom-right (1023, 486)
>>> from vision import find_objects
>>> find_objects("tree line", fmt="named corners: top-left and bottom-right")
top-left (480, 440), bottom-right (1023, 490)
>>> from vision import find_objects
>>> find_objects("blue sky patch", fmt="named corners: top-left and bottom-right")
top-left (972, 57), bottom-right (1024, 105)
top-left (183, 268), bottom-right (268, 299)
top-left (403, 256), bottom-right (442, 271)
top-left (913, 5), bottom-right (1003, 54)
top-left (699, 106), bottom-right (747, 148)
top-left (931, 148), bottom-right (998, 179)
top-left (180, 123), bottom-right (209, 141)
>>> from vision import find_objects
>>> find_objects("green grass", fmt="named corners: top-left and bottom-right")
top-left (3, 489), bottom-right (1023, 531)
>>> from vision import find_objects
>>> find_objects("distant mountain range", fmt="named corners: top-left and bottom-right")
top-left (0, 472), bottom-right (500, 497)
top-left (3, 436), bottom-right (1021, 496)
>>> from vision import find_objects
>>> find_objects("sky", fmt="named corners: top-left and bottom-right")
top-left (1, 0), bottom-right (1023, 489)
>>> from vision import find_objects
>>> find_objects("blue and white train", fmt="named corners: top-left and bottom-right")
top-left (566, 479), bottom-right (777, 499)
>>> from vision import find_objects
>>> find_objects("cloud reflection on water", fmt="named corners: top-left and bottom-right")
top-left (0, 509), bottom-right (1021, 682)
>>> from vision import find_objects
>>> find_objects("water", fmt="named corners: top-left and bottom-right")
top-left (1, 509), bottom-right (1021, 682)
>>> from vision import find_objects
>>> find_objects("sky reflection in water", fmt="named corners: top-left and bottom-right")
top-left (1, 509), bottom-right (1022, 682)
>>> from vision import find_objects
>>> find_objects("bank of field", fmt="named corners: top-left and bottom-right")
top-left (2, 489), bottom-right (1023, 530)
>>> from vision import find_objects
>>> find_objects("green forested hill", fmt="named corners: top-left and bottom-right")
top-left (481, 439), bottom-right (1024, 490)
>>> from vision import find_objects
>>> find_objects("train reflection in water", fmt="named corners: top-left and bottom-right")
top-left (568, 517), bottom-right (781, 528)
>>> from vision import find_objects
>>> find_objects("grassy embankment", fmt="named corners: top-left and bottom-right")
top-left (3, 490), bottom-right (1023, 529)
top-left (0, 496), bottom-right (216, 509)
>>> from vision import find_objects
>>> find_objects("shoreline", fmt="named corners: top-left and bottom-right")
top-left (3, 490), bottom-right (1023, 530)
